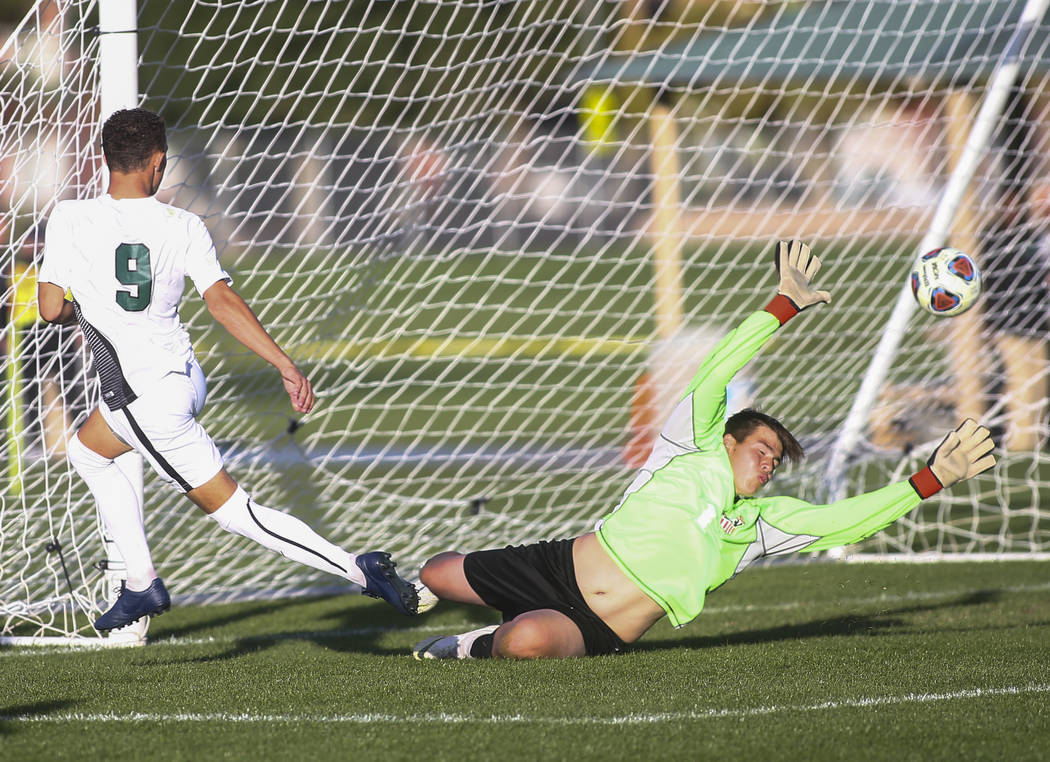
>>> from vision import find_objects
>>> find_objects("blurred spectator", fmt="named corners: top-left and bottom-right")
top-left (833, 97), bottom-right (942, 209)
top-left (976, 85), bottom-right (1050, 452)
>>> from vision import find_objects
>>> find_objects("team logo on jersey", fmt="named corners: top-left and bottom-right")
top-left (720, 514), bottom-right (744, 534)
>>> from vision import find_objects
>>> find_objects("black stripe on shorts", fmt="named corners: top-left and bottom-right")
top-left (121, 407), bottom-right (193, 492)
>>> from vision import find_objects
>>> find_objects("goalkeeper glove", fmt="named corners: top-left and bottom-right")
top-left (774, 239), bottom-right (832, 311)
top-left (909, 419), bottom-right (997, 498)
top-left (766, 240), bottom-right (832, 324)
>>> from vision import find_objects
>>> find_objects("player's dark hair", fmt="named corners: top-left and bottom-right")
top-left (102, 108), bottom-right (167, 173)
top-left (724, 408), bottom-right (804, 464)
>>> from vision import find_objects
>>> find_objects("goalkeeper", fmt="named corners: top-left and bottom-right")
top-left (413, 241), bottom-right (997, 660)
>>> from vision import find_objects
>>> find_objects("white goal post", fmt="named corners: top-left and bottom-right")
top-left (3, 0), bottom-right (1050, 644)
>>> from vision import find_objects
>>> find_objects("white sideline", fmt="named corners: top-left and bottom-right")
top-left (3, 684), bottom-right (1048, 725)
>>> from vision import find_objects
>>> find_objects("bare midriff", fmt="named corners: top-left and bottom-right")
top-left (572, 532), bottom-right (665, 644)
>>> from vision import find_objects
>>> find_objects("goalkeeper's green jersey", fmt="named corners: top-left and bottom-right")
top-left (595, 303), bottom-right (923, 628)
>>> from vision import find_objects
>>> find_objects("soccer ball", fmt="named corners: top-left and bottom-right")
top-left (910, 247), bottom-right (982, 317)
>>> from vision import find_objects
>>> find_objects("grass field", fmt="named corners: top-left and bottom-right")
top-left (4, 559), bottom-right (1049, 761)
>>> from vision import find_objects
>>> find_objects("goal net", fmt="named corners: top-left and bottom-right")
top-left (3, 0), bottom-right (1049, 641)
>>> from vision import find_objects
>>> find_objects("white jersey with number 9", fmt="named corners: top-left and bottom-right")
top-left (39, 195), bottom-right (230, 411)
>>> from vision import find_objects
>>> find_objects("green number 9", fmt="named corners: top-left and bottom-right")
top-left (115, 243), bottom-right (152, 311)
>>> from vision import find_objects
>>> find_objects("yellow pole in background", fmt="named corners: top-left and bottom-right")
top-left (624, 97), bottom-right (686, 468)
top-left (647, 100), bottom-right (684, 341)
top-left (6, 261), bottom-right (37, 495)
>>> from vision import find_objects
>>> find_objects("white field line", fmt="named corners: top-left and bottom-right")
top-left (0, 621), bottom-right (477, 657)
top-left (3, 685), bottom-right (1049, 726)
top-left (3, 580), bottom-right (1048, 656)
top-left (147, 620), bottom-right (479, 648)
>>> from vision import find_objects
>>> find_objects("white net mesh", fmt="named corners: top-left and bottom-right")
top-left (3, 0), bottom-right (1049, 639)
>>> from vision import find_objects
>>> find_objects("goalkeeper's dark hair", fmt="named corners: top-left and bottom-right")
top-left (724, 408), bottom-right (804, 464)
top-left (102, 108), bottom-right (167, 173)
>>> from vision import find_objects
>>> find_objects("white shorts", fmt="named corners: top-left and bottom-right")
top-left (100, 359), bottom-right (224, 493)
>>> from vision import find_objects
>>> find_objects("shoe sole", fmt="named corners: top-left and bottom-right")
top-left (357, 552), bottom-right (419, 616)
top-left (95, 603), bottom-right (170, 634)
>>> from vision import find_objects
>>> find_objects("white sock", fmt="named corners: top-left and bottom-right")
top-left (210, 487), bottom-right (365, 586)
top-left (67, 434), bottom-right (156, 591)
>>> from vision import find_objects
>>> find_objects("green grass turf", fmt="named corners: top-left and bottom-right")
top-left (3, 560), bottom-right (1048, 761)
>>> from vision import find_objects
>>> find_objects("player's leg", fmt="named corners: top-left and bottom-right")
top-left (418, 552), bottom-right (488, 606)
top-left (414, 541), bottom-right (595, 660)
top-left (999, 333), bottom-right (1049, 451)
top-left (69, 407), bottom-right (168, 632)
top-left (414, 609), bottom-right (586, 660)
top-left (413, 551), bottom-right (498, 659)
top-left (92, 362), bottom-right (410, 616)
top-left (134, 360), bottom-right (419, 613)
top-left (491, 609), bottom-right (586, 658)
top-left (188, 468), bottom-right (417, 614)
top-left (70, 408), bottom-right (157, 590)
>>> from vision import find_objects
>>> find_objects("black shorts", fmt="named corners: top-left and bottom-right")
top-left (979, 227), bottom-right (1050, 338)
top-left (463, 538), bottom-right (626, 656)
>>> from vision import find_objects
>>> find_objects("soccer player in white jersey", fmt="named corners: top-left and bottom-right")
top-left (37, 108), bottom-right (419, 632)
top-left (412, 241), bottom-right (997, 660)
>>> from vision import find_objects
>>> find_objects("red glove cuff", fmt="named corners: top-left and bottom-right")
top-left (909, 465), bottom-right (943, 499)
top-left (764, 294), bottom-right (799, 325)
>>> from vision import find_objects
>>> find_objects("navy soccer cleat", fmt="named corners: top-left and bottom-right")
top-left (355, 551), bottom-right (419, 616)
top-left (94, 578), bottom-right (171, 633)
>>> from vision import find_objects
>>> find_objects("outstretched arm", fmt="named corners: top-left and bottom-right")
top-left (202, 280), bottom-right (315, 414)
top-left (757, 420), bottom-right (997, 552)
top-left (682, 240), bottom-right (832, 448)
top-left (908, 419), bottom-right (997, 498)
